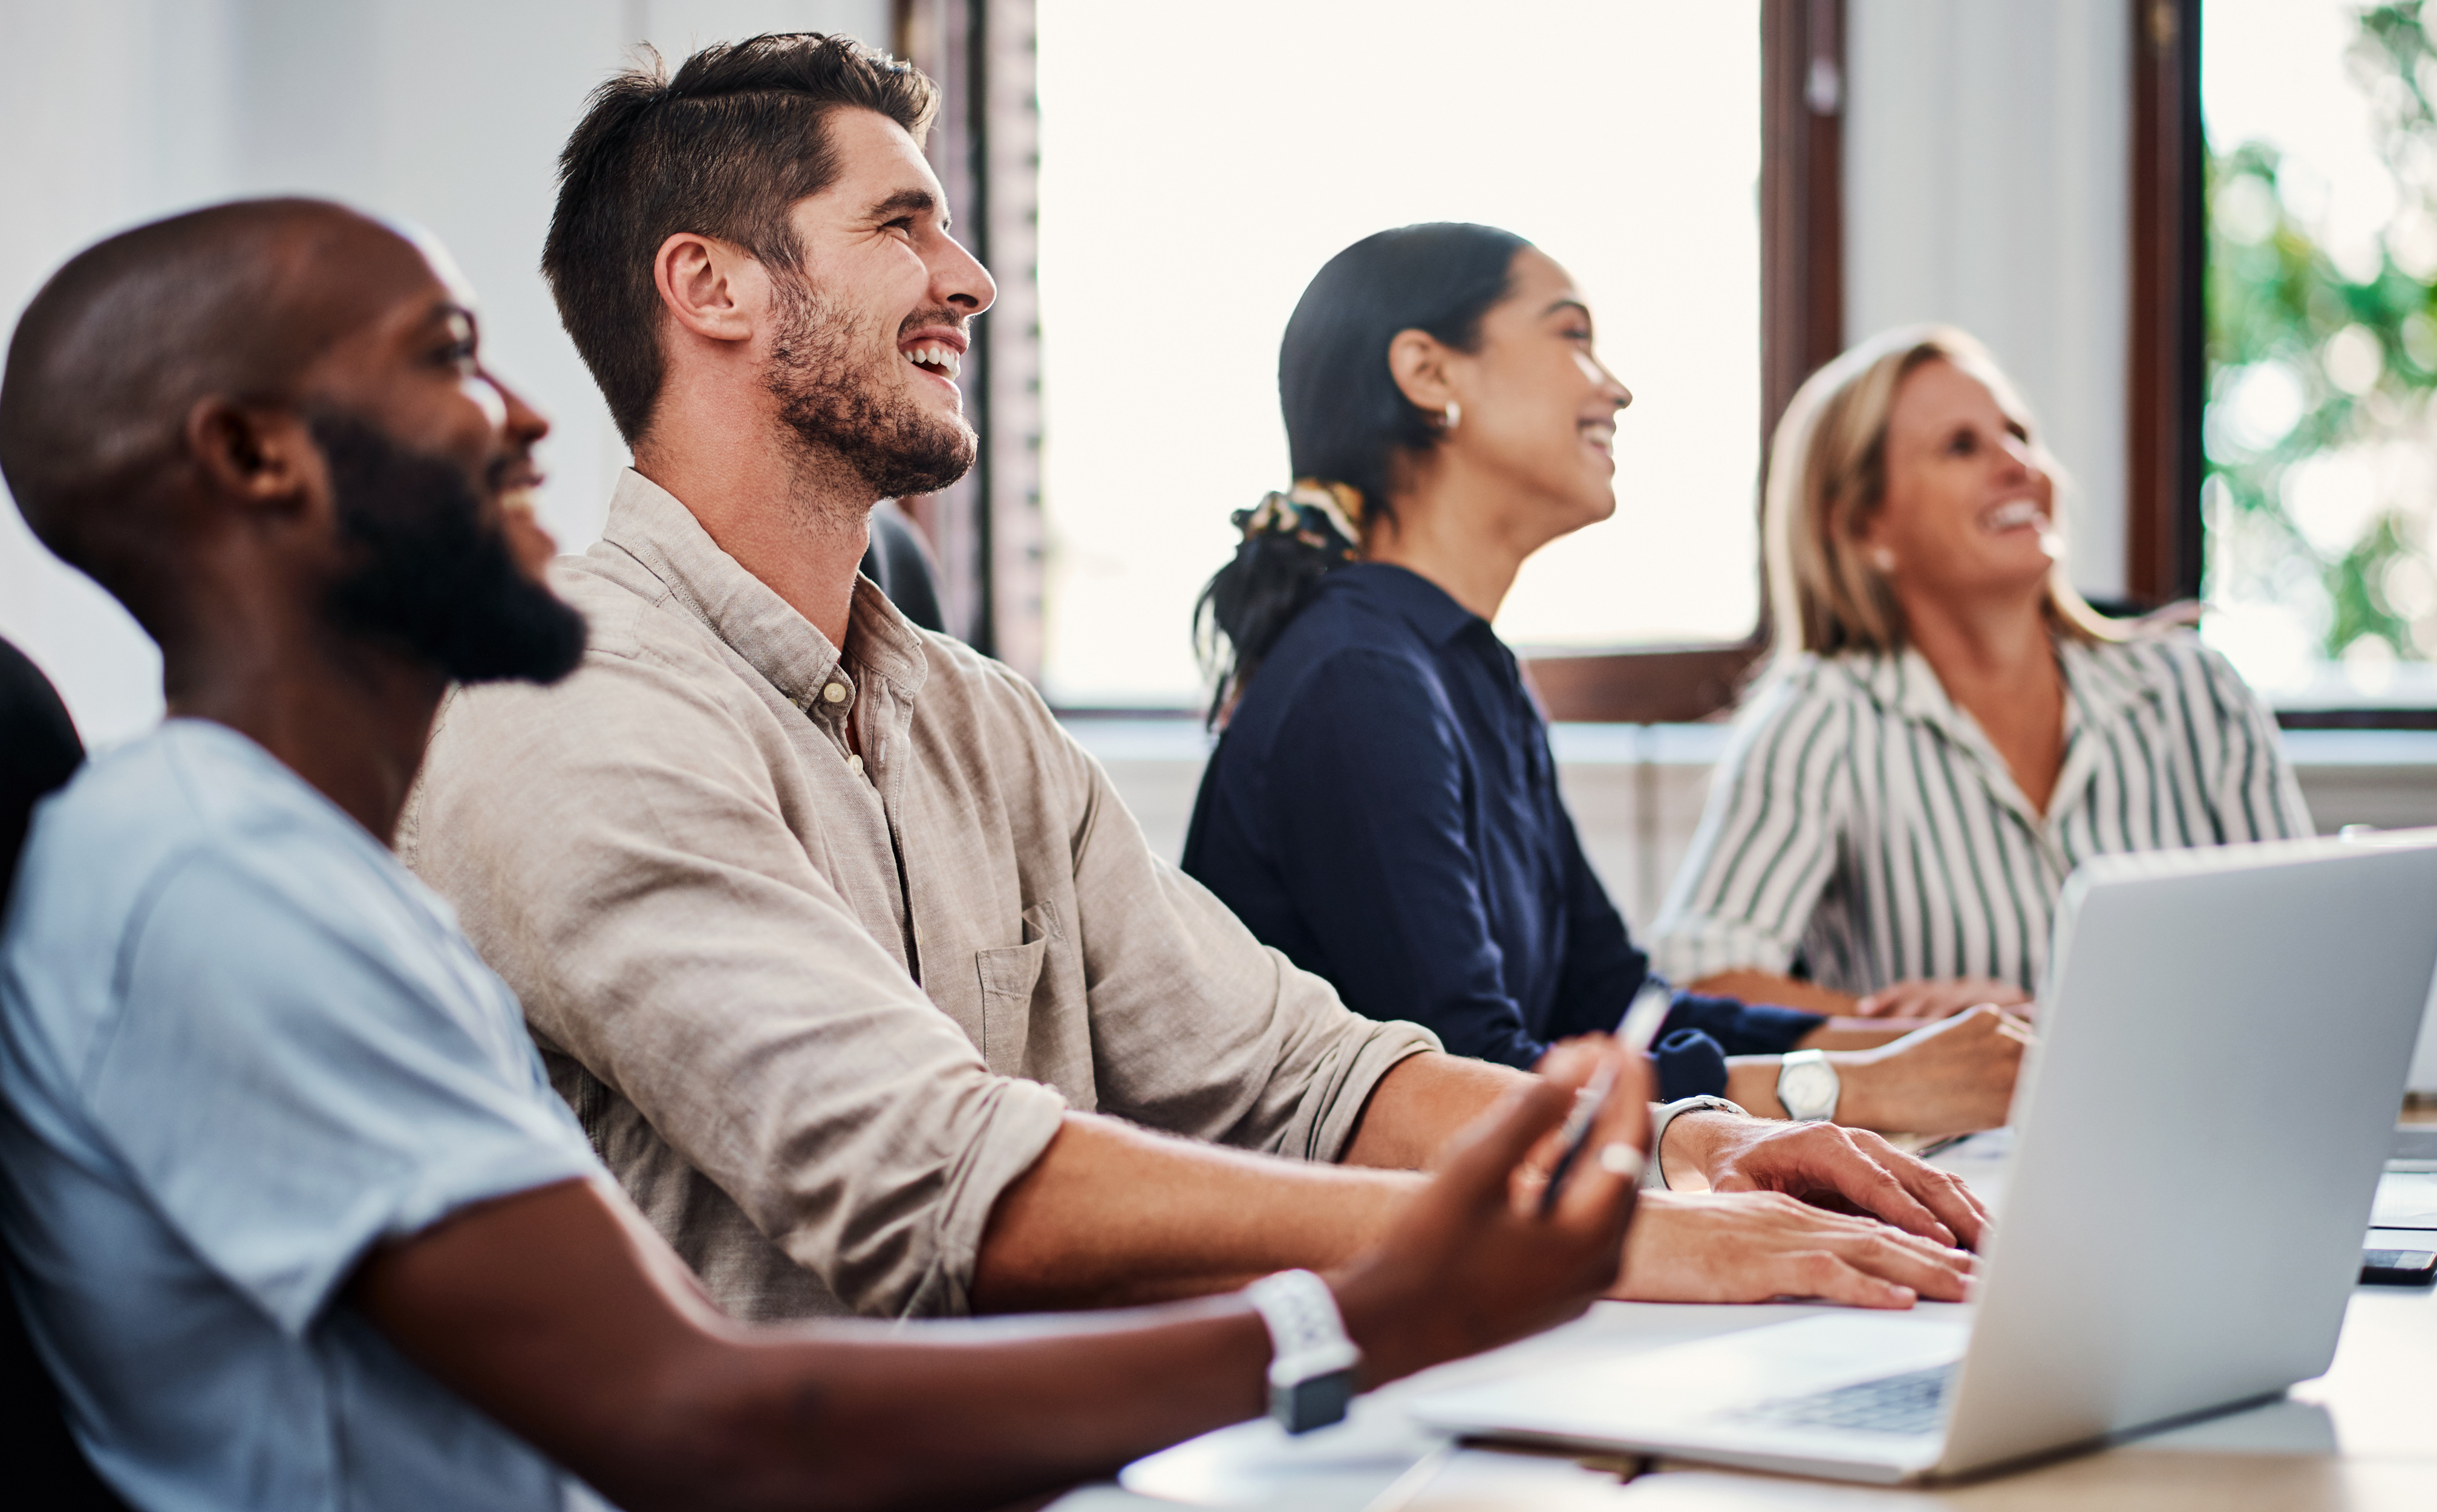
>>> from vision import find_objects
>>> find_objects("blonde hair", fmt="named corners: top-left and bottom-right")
top-left (1763, 324), bottom-right (2118, 659)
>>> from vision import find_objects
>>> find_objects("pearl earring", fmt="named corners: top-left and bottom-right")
top-left (1441, 401), bottom-right (1461, 431)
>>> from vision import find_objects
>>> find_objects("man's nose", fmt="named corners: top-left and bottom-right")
top-left (934, 232), bottom-right (996, 316)
top-left (486, 369), bottom-right (552, 445)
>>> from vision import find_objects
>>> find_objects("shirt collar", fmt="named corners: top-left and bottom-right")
top-left (2057, 635), bottom-right (2170, 731)
top-left (1841, 634), bottom-right (2171, 835)
top-left (596, 468), bottom-right (928, 707)
top-left (1335, 562), bottom-right (1486, 648)
top-left (1845, 645), bottom-right (1968, 736)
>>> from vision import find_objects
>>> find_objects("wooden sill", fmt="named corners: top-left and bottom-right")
top-left (1519, 643), bottom-right (1766, 725)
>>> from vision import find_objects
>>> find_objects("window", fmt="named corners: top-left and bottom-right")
top-left (2202, 0), bottom-right (2437, 708)
top-left (1032, 0), bottom-right (1770, 709)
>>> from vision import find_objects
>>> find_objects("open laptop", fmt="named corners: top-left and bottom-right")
top-left (1412, 830), bottom-right (2437, 1484)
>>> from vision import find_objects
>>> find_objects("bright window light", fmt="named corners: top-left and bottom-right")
top-left (2202, 0), bottom-right (2437, 705)
top-left (1034, 0), bottom-right (1764, 707)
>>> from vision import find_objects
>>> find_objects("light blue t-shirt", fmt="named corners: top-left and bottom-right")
top-left (0, 720), bottom-right (608, 1511)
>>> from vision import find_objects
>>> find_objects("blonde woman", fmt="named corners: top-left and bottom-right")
top-left (1652, 327), bottom-right (2312, 1025)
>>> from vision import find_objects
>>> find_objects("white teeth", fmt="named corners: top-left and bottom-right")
top-left (907, 344), bottom-right (961, 379)
top-left (1985, 500), bottom-right (2043, 531)
top-left (498, 486), bottom-right (538, 521)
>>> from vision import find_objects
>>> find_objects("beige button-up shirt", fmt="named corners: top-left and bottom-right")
top-left (399, 471), bottom-right (1436, 1322)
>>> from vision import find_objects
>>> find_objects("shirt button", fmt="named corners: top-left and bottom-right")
top-left (822, 682), bottom-right (847, 704)
top-left (846, 754), bottom-right (864, 775)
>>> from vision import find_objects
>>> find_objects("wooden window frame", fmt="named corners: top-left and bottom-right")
top-left (916, 0), bottom-right (1843, 719)
top-left (2128, 0), bottom-right (2437, 728)
top-left (892, 0), bottom-right (1045, 678)
top-left (2127, 0), bottom-right (2207, 613)
top-left (1523, 0), bottom-right (1845, 724)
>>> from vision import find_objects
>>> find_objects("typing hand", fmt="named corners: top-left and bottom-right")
top-left (1854, 976), bottom-right (2033, 1020)
top-left (1836, 1006), bottom-right (2034, 1136)
top-left (1659, 1111), bottom-right (1991, 1251)
top-left (1329, 1037), bottom-right (1649, 1386)
top-left (1613, 1190), bottom-right (1975, 1308)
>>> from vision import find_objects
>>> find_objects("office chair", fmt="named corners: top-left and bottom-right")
top-left (0, 636), bottom-right (134, 1511)
top-left (860, 499), bottom-right (948, 634)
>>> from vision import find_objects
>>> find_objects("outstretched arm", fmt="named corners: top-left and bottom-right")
top-left (354, 1043), bottom-right (1649, 1512)
top-left (1689, 968), bottom-right (1859, 1017)
top-left (967, 1050), bottom-right (1539, 1309)
top-left (1720, 1005), bottom-right (2034, 1138)
top-left (965, 1043), bottom-right (1982, 1321)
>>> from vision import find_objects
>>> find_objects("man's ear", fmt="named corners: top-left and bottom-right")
top-left (654, 231), bottom-right (762, 344)
top-left (184, 399), bottom-right (318, 520)
top-left (1386, 328), bottom-right (1458, 414)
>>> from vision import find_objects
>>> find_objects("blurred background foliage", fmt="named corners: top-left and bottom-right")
top-left (2205, 1), bottom-right (2437, 691)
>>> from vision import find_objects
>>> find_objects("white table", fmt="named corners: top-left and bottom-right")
top-left (1055, 1139), bottom-right (2437, 1511)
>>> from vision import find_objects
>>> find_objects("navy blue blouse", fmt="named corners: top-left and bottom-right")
top-left (1183, 564), bottom-right (1821, 1074)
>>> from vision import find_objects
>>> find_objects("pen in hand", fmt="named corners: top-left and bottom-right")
top-left (1536, 983), bottom-right (1670, 1214)
top-left (1537, 1056), bottom-right (1624, 1216)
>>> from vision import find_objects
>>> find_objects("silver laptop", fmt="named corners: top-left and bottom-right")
top-left (1412, 830), bottom-right (2437, 1484)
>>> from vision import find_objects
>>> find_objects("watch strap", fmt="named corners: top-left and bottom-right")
top-left (1245, 1269), bottom-right (1360, 1433)
top-left (1648, 1095), bottom-right (1747, 1190)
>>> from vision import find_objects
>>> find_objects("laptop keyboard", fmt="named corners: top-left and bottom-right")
top-left (1731, 1363), bottom-right (1956, 1436)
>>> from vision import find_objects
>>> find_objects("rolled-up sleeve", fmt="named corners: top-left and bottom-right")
top-left (1650, 668), bottom-right (1851, 985)
top-left (406, 654), bottom-right (1067, 1319)
top-left (1051, 729), bottom-right (1441, 1163)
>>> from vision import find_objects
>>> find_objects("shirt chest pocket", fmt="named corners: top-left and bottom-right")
top-left (975, 900), bottom-right (1063, 1078)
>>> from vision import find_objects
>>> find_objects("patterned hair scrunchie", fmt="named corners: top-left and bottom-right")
top-left (1230, 478), bottom-right (1367, 559)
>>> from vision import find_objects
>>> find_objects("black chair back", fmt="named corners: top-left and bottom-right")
top-left (859, 500), bottom-right (948, 634)
top-left (0, 637), bottom-right (133, 1510)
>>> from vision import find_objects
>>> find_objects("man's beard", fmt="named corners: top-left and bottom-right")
top-left (310, 411), bottom-right (589, 686)
top-left (763, 269), bottom-right (976, 500)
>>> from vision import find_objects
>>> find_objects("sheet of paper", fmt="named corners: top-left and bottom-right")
top-left (2370, 1170), bottom-right (2437, 1229)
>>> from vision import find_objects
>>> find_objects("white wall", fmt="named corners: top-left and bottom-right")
top-left (1078, 724), bottom-right (2437, 929)
top-left (0, 0), bottom-right (888, 748)
top-left (1845, 0), bottom-right (2130, 603)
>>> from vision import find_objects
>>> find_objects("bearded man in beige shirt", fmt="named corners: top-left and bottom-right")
top-left (403, 33), bottom-right (1987, 1326)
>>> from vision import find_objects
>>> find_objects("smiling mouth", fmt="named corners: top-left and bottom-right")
top-left (904, 342), bottom-right (962, 381)
top-left (1581, 420), bottom-right (1616, 455)
top-left (1982, 498), bottom-right (2045, 533)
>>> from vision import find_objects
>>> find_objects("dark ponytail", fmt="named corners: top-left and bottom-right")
top-left (1194, 223), bottom-right (1530, 725)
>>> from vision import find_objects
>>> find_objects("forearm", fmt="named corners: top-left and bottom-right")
top-left (1796, 1018), bottom-right (1930, 1051)
top-left (363, 1181), bottom-right (1300, 1512)
top-left (1688, 970), bottom-right (1858, 1017)
top-left (1722, 1059), bottom-right (1788, 1123)
top-left (1721, 1046), bottom-right (1962, 1135)
top-left (971, 1112), bottom-right (1423, 1311)
top-left (1725, 1049), bottom-right (1907, 1124)
top-left (686, 1304), bottom-right (1276, 1512)
top-left (1339, 1050), bottom-right (1526, 1169)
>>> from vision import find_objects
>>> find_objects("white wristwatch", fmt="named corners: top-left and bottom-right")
top-left (1776, 1048), bottom-right (1841, 1122)
top-left (1245, 1269), bottom-right (1360, 1433)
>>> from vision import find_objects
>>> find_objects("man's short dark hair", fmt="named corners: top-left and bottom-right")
top-left (543, 32), bottom-right (938, 444)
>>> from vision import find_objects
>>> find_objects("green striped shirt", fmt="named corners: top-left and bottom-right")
top-left (1650, 635), bottom-right (2313, 996)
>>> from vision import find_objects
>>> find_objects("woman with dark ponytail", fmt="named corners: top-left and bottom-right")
top-left (1181, 224), bottom-right (2024, 1138)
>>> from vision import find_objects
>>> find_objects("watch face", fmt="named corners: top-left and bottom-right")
top-left (1277, 1370), bottom-right (1356, 1434)
top-left (1781, 1061), bottom-right (1838, 1118)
